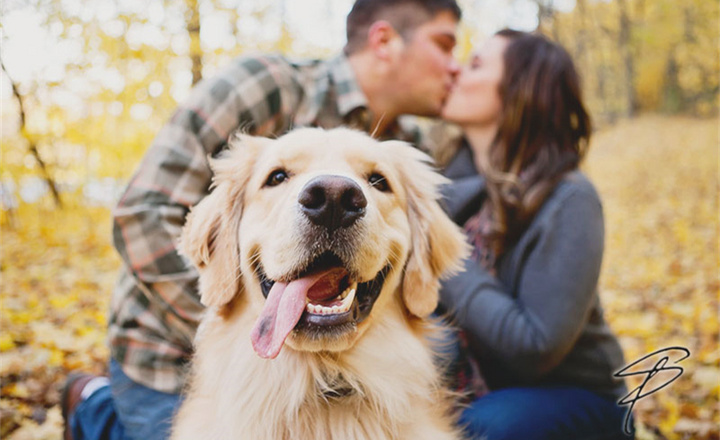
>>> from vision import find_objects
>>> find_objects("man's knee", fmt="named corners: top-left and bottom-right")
top-left (109, 361), bottom-right (181, 440)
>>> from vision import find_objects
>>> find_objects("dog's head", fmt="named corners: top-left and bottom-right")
top-left (181, 128), bottom-right (468, 359)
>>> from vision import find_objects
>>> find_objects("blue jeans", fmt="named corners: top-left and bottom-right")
top-left (70, 360), bottom-right (182, 440)
top-left (459, 386), bottom-right (634, 440)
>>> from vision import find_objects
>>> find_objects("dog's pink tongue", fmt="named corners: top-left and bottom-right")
top-left (250, 267), bottom-right (346, 359)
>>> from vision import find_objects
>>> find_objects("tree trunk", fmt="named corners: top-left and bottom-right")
top-left (536, 0), bottom-right (557, 38)
top-left (574, 0), bottom-right (590, 78)
top-left (186, 0), bottom-right (202, 85)
top-left (617, 0), bottom-right (638, 116)
top-left (663, 47), bottom-right (683, 113)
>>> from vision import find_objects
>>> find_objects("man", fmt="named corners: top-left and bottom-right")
top-left (62, 1), bottom-right (461, 439)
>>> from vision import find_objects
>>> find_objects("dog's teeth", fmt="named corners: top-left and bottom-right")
top-left (305, 286), bottom-right (357, 316)
top-left (339, 283), bottom-right (357, 301)
top-left (341, 288), bottom-right (356, 308)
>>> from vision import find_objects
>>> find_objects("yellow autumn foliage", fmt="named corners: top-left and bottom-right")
top-left (585, 115), bottom-right (719, 440)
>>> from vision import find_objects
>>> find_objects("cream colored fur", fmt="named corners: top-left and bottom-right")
top-left (173, 128), bottom-right (469, 440)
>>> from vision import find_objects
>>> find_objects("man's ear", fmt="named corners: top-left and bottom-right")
top-left (367, 20), bottom-right (404, 60)
top-left (179, 134), bottom-right (270, 307)
top-left (385, 141), bottom-right (470, 318)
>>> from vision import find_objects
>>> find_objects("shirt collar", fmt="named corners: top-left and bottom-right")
top-left (308, 53), bottom-right (411, 140)
top-left (327, 54), bottom-right (408, 139)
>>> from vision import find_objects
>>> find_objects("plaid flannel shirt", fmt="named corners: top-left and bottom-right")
top-left (109, 53), bottom-right (427, 393)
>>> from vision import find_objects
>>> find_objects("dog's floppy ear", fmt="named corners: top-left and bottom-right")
top-left (386, 142), bottom-right (470, 318)
top-left (180, 134), bottom-right (270, 307)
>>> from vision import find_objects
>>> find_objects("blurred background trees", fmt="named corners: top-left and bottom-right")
top-left (1, 0), bottom-right (717, 203)
top-left (549, 0), bottom-right (719, 121)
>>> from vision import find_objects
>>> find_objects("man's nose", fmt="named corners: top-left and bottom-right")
top-left (448, 57), bottom-right (461, 76)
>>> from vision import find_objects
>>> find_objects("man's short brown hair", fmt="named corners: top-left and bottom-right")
top-left (344, 0), bottom-right (461, 55)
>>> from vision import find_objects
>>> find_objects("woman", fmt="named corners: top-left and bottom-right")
top-left (439, 30), bottom-right (634, 439)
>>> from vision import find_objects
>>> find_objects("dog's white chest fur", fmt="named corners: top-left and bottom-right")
top-left (172, 308), bottom-right (460, 440)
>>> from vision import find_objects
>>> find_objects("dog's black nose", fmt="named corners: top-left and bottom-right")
top-left (298, 176), bottom-right (367, 230)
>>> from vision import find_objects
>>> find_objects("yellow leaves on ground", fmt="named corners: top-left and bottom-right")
top-left (585, 115), bottom-right (719, 440)
top-left (1, 202), bottom-right (117, 438)
top-left (0, 115), bottom-right (717, 439)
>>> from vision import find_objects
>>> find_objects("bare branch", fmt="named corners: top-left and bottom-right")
top-left (0, 56), bottom-right (63, 208)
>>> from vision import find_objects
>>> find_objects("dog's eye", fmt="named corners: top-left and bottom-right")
top-left (368, 173), bottom-right (390, 192)
top-left (265, 169), bottom-right (289, 187)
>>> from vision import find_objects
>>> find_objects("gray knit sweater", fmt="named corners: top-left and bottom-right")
top-left (439, 144), bottom-right (628, 399)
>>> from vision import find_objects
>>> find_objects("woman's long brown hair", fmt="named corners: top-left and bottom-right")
top-left (480, 29), bottom-right (591, 256)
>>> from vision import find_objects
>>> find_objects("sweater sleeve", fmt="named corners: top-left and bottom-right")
top-left (439, 183), bottom-right (605, 380)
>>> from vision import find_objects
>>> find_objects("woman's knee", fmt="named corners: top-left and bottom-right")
top-left (458, 387), bottom-right (631, 440)
top-left (459, 391), bottom-right (529, 440)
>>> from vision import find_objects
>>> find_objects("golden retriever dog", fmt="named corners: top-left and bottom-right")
top-left (172, 127), bottom-right (469, 440)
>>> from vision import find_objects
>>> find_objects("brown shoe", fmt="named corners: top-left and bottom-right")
top-left (61, 373), bottom-right (97, 440)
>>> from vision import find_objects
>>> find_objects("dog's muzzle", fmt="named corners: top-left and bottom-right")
top-left (249, 176), bottom-right (389, 360)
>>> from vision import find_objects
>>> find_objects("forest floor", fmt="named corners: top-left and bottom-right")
top-left (1, 114), bottom-right (718, 439)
